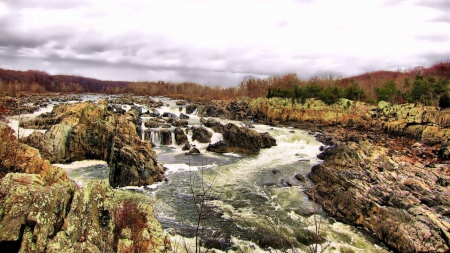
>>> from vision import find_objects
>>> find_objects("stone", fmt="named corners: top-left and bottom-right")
top-left (191, 126), bottom-right (212, 143)
top-left (174, 127), bottom-right (188, 146)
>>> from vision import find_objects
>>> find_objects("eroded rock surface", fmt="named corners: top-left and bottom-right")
top-left (307, 128), bottom-right (450, 252)
top-left (206, 121), bottom-right (276, 154)
top-left (22, 100), bottom-right (165, 187)
top-left (0, 173), bottom-right (169, 253)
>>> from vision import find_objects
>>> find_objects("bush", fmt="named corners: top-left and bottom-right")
top-left (113, 199), bottom-right (150, 252)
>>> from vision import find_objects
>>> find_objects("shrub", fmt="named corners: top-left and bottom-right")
top-left (113, 199), bottom-right (150, 253)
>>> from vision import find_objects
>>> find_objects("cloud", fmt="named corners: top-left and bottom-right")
top-left (417, 0), bottom-right (449, 10)
top-left (429, 14), bottom-right (449, 23)
top-left (0, 0), bottom-right (448, 87)
top-left (415, 35), bottom-right (449, 42)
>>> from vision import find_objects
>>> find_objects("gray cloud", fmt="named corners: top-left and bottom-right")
top-left (0, 0), bottom-right (448, 87)
top-left (429, 13), bottom-right (449, 23)
top-left (417, 0), bottom-right (449, 10)
top-left (415, 34), bottom-right (449, 42)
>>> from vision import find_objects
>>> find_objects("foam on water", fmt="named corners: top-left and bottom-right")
top-left (53, 160), bottom-right (107, 169)
top-left (53, 160), bottom-right (109, 187)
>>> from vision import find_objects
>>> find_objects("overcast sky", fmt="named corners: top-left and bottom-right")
top-left (0, 0), bottom-right (448, 87)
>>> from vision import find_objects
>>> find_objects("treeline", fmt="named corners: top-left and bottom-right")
top-left (0, 68), bottom-right (128, 94)
top-left (268, 73), bottom-right (450, 107)
top-left (0, 61), bottom-right (449, 106)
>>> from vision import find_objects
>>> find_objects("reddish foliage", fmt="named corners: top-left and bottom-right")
top-left (113, 200), bottom-right (150, 252)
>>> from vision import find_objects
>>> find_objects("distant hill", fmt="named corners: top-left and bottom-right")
top-left (0, 68), bottom-right (129, 93)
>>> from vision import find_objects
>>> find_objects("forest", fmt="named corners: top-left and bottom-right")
top-left (1, 61), bottom-right (449, 106)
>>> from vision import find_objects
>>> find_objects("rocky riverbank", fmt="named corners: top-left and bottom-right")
top-left (0, 122), bottom-right (169, 253)
top-left (190, 97), bottom-right (450, 252)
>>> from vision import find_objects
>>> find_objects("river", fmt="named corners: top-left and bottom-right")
top-left (11, 95), bottom-right (389, 252)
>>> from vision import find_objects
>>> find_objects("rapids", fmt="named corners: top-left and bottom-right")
top-left (25, 96), bottom-right (389, 252)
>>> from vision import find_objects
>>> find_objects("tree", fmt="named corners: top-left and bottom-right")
top-left (375, 80), bottom-right (398, 103)
top-left (344, 80), bottom-right (366, 101)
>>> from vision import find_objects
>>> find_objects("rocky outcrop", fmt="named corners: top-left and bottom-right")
top-left (1, 118), bottom-right (169, 253)
top-left (204, 120), bottom-right (276, 154)
top-left (171, 119), bottom-right (188, 127)
top-left (159, 128), bottom-right (172, 145)
top-left (307, 128), bottom-right (450, 252)
top-left (191, 126), bottom-right (212, 143)
top-left (144, 118), bottom-right (170, 128)
top-left (185, 104), bottom-right (197, 114)
top-left (22, 100), bottom-right (165, 187)
top-left (0, 171), bottom-right (168, 252)
top-left (174, 127), bottom-right (188, 146)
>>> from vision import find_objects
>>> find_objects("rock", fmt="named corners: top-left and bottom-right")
top-left (185, 147), bottom-right (200, 155)
top-left (144, 118), bottom-right (169, 128)
top-left (149, 108), bottom-right (160, 117)
top-left (201, 117), bottom-right (222, 130)
top-left (307, 138), bottom-right (450, 252)
top-left (0, 174), bottom-right (46, 242)
top-left (206, 140), bottom-right (229, 153)
top-left (192, 126), bottom-right (212, 143)
top-left (172, 119), bottom-right (189, 127)
top-left (179, 113), bottom-right (190, 119)
top-left (378, 100), bottom-right (391, 110)
top-left (220, 123), bottom-right (276, 154)
top-left (185, 104), bottom-right (197, 114)
top-left (271, 169), bottom-right (280, 174)
top-left (174, 127), bottom-right (188, 146)
top-left (22, 101), bottom-right (166, 187)
top-left (280, 179), bottom-right (292, 187)
top-left (159, 129), bottom-right (172, 145)
top-left (182, 143), bottom-right (191, 151)
top-left (294, 174), bottom-right (306, 182)
top-left (162, 112), bottom-right (178, 120)
top-left (0, 173), bottom-right (170, 253)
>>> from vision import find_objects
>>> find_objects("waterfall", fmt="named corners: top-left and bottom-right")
top-left (171, 131), bottom-right (176, 145)
top-left (151, 130), bottom-right (161, 146)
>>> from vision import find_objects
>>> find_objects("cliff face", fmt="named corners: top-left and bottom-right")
top-left (23, 100), bottom-right (165, 187)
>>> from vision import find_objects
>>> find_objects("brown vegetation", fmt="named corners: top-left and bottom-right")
top-left (114, 199), bottom-right (151, 253)
top-left (0, 61), bottom-right (449, 104)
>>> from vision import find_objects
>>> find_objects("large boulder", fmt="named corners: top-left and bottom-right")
top-left (203, 120), bottom-right (276, 154)
top-left (174, 127), bottom-right (188, 146)
top-left (191, 126), bottom-right (212, 143)
top-left (159, 128), bottom-right (172, 145)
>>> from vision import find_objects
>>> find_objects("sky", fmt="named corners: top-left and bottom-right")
top-left (0, 0), bottom-right (448, 87)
